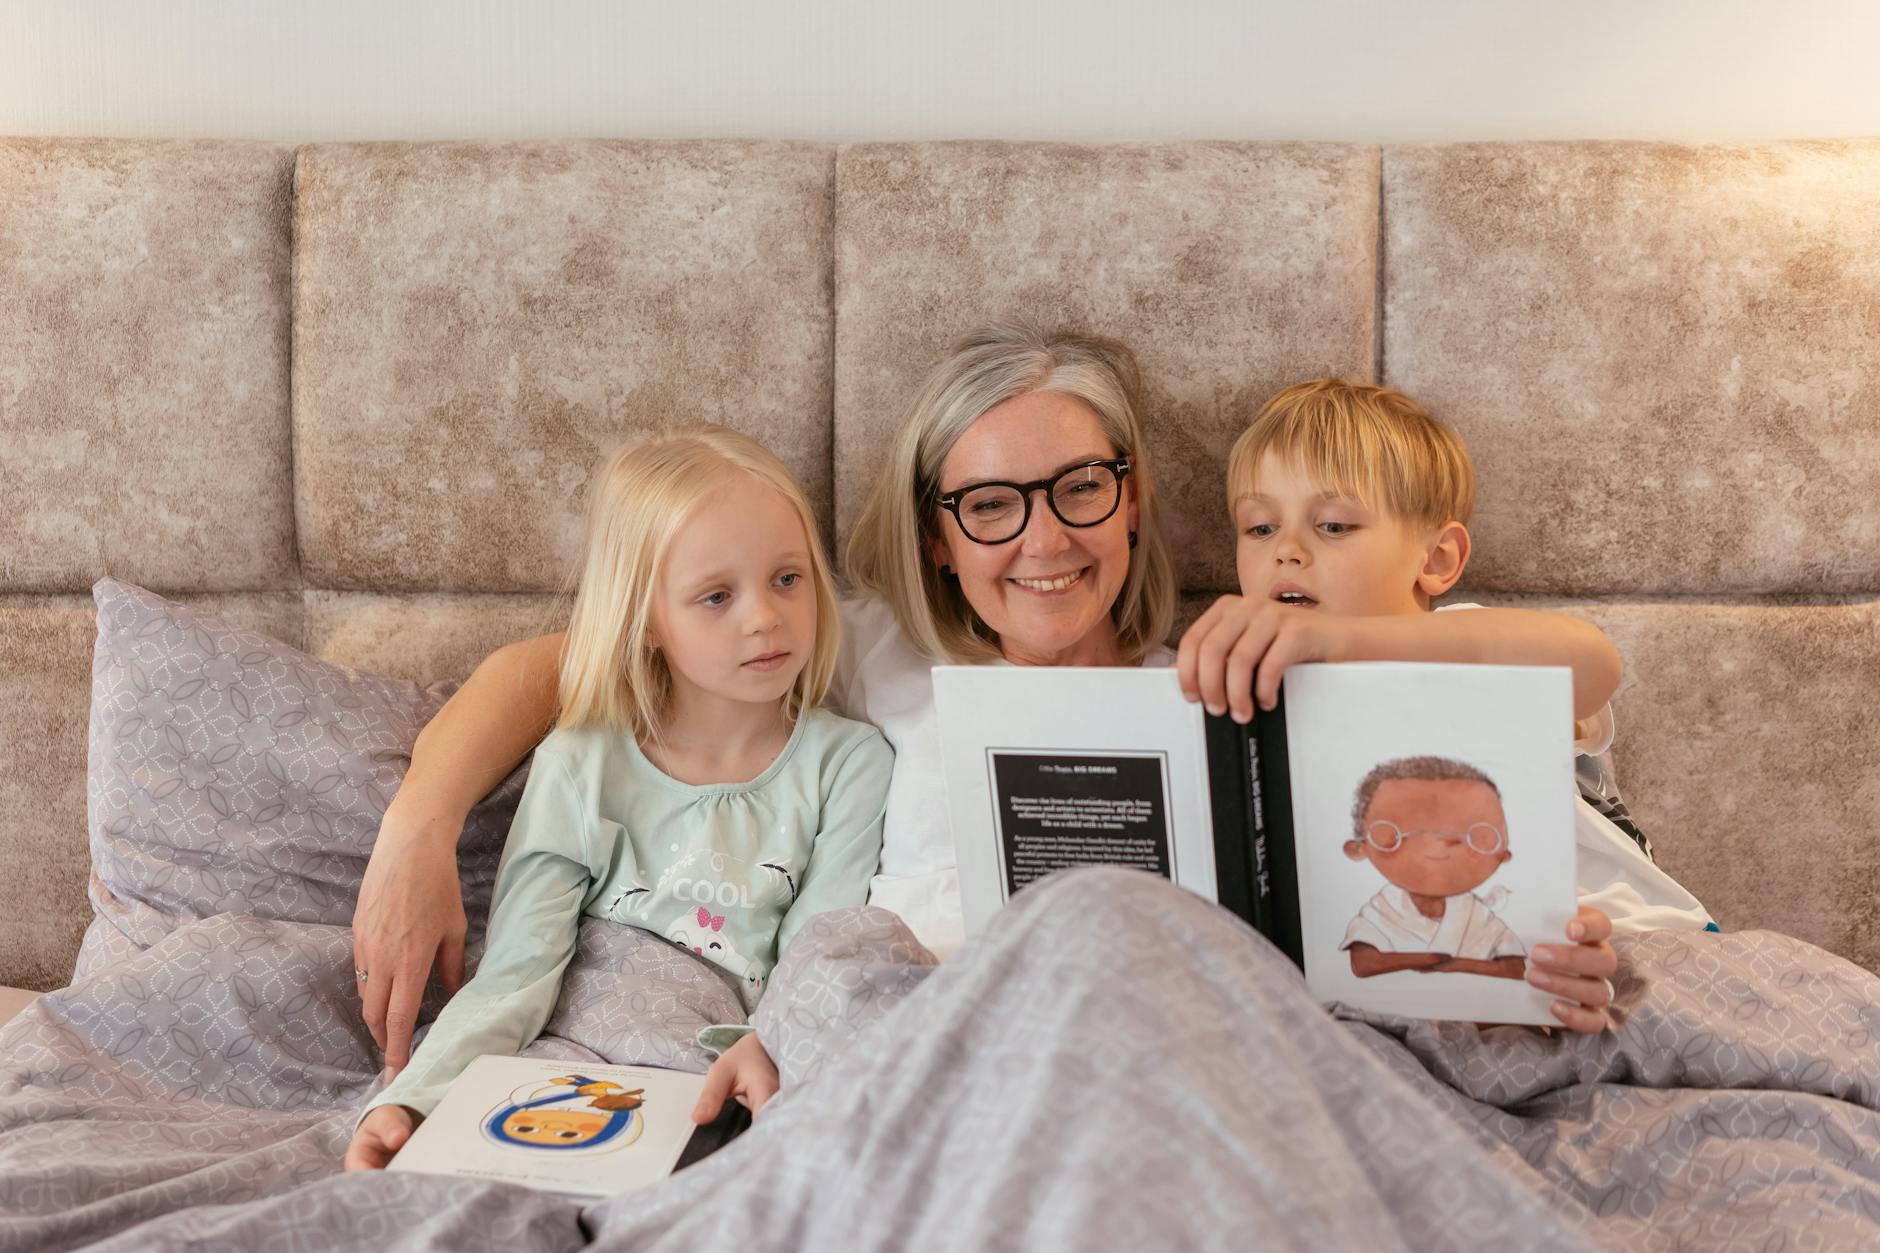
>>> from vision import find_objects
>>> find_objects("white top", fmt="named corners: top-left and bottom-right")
top-left (1341, 886), bottom-right (1527, 960)
top-left (833, 596), bottom-right (1712, 957)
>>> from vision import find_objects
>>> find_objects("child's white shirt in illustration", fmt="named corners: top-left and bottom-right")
top-left (365, 707), bottom-right (892, 1122)
top-left (1340, 885), bottom-right (1527, 959)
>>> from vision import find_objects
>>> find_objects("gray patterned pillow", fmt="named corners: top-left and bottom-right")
top-left (80, 579), bottom-right (524, 972)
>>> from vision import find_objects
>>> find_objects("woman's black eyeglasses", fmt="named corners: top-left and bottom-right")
top-left (935, 458), bottom-right (1131, 545)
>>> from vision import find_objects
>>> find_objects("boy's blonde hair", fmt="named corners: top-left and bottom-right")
top-left (846, 319), bottom-right (1177, 665)
top-left (1226, 379), bottom-right (1476, 528)
top-left (558, 425), bottom-right (840, 740)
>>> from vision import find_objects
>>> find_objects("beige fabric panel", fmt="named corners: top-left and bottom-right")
top-left (303, 592), bottom-right (566, 685)
top-left (1385, 141), bottom-right (1880, 596)
top-left (294, 141), bottom-right (837, 592)
top-left (0, 592), bottom-right (304, 991)
top-left (1475, 596), bottom-right (1880, 972)
top-left (833, 142), bottom-right (1381, 594)
top-left (0, 140), bottom-right (296, 593)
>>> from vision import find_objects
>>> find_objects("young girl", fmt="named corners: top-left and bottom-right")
top-left (344, 426), bottom-right (893, 1170)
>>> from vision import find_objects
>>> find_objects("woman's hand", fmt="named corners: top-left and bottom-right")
top-left (692, 1032), bottom-right (781, 1123)
top-left (343, 1104), bottom-right (418, 1171)
top-left (1525, 906), bottom-right (1619, 1033)
top-left (352, 800), bottom-right (468, 1077)
top-left (1176, 595), bottom-right (1354, 722)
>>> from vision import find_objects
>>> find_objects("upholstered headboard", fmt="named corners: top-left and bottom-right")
top-left (3, 137), bottom-right (1875, 989)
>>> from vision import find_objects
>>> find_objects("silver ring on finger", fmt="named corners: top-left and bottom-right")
top-left (355, 968), bottom-right (369, 984)
top-left (1599, 976), bottom-right (1615, 1006)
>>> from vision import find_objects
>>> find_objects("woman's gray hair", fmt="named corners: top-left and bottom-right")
top-left (847, 319), bottom-right (1177, 663)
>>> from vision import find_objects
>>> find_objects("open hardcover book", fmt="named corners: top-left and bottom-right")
top-left (388, 1056), bottom-right (746, 1196)
top-left (934, 662), bottom-right (1579, 1025)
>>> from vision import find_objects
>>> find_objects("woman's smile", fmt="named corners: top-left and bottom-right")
top-left (1008, 568), bottom-right (1087, 593)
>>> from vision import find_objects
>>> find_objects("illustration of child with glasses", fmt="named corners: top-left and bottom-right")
top-left (1340, 756), bottom-right (1527, 980)
top-left (344, 425), bottom-right (892, 1171)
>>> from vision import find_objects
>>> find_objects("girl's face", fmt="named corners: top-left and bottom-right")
top-left (930, 391), bottom-right (1139, 667)
top-left (651, 482), bottom-right (818, 716)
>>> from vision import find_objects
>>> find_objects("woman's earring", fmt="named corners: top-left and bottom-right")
top-left (1128, 531), bottom-right (1139, 550)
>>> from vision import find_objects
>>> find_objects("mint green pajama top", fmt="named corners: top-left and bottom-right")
top-left (369, 707), bottom-right (893, 1120)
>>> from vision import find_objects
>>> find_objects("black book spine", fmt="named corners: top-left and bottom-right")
top-left (1203, 709), bottom-right (1272, 941)
top-left (1253, 688), bottom-right (1304, 969)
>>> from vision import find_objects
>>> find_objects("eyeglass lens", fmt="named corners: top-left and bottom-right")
top-left (954, 463), bottom-right (1121, 543)
top-left (1363, 821), bottom-right (1504, 855)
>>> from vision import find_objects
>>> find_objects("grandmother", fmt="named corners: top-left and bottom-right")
top-left (353, 320), bottom-right (1179, 1072)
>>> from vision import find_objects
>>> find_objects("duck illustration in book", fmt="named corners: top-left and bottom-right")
top-left (482, 1074), bottom-right (648, 1153)
top-left (1340, 756), bottom-right (1527, 980)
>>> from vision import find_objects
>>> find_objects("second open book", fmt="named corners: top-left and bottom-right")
top-left (934, 662), bottom-right (1579, 1025)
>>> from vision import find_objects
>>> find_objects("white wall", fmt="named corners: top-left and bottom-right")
top-left (3, 0), bottom-right (1879, 143)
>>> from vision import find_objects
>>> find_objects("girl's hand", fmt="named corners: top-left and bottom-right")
top-left (343, 1105), bottom-right (417, 1171)
top-left (1176, 595), bottom-right (1353, 722)
top-left (352, 801), bottom-right (468, 1078)
top-left (692, 1032), bottom-right (780, 1123)
top-left (1525, 906), bottom-right (1619, 1033)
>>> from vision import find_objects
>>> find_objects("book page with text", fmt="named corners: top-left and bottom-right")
top-left (934, 666), bottom-right (1219, 936)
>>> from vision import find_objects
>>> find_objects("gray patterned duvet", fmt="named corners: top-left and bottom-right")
top-left (3, 869), bottom-right (1878, 1252)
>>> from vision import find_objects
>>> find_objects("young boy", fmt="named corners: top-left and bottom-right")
top-left (1176, 379), bottom-right (1713, 1032)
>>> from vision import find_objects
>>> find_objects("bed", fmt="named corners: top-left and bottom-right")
top-left (2, 136), bottom-right (1877, 1250)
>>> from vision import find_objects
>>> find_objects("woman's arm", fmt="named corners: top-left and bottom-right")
top-left (348, 745), bottom-right (600, 1170)
top-left (352, 631), bottom-right (566, 1075)
top-left (401, 632), bottom-right (569, 823)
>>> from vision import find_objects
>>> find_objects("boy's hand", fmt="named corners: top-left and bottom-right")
top-left (1177, 595), bottom-right (1353, 722)
top-left (692, 1032), bottom-right (780, 1124)
top-left (343, 1104), bottom-right (417, 1171)
top-left (1525, 906), bottom-right (1619, 1033)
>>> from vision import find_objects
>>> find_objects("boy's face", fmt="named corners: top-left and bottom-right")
top-left (1344, 777), bottom-right (1511, 898)
top-left (1232, 451), bottom-right (1448, 616)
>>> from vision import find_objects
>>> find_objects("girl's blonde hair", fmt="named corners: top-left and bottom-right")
top-left (846, 320), bottom-right (1176, 664)
top-left (558, 425), bottom-right (840, 739)
top-left (1226, 379), bottom-right (1477, 528)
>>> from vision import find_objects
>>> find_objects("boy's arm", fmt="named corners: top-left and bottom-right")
top-left (1341, 607), bottom-right (1621, 722)
top-left (354, 631), bottom-right (568, 1072)
top-left (360, 748), bottom-right (599, 1126)
top-left (1178, 597), bottom-right (1620, 725)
